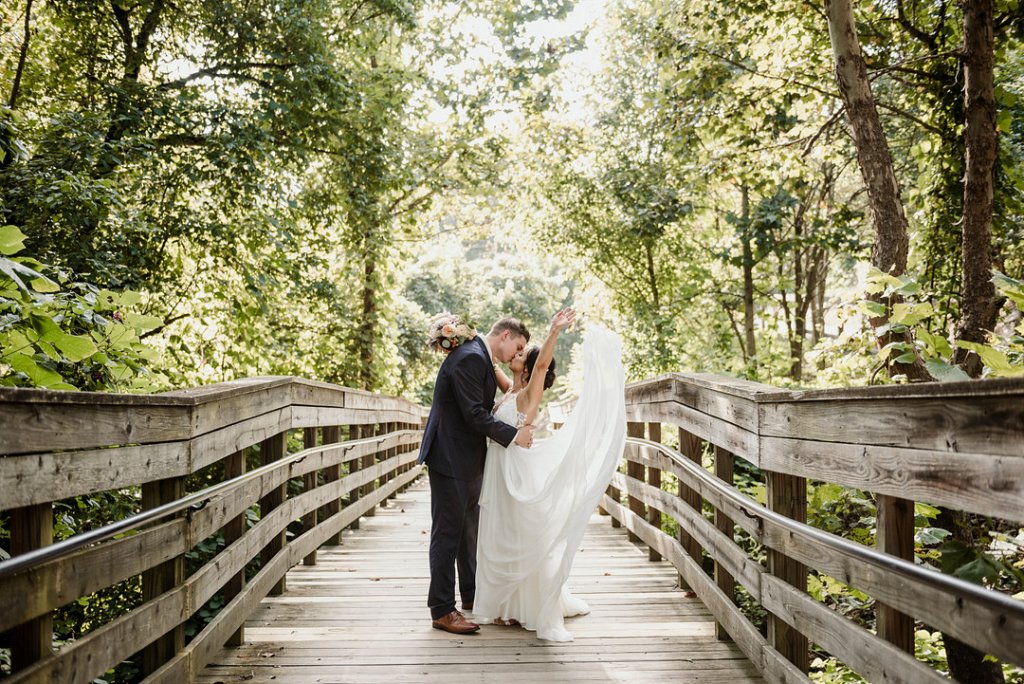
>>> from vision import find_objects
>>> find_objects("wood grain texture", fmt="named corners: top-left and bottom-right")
top-left (191, 481), bottom-right (764, 684)
top-left (759, 437), bottom-right (1024, 521)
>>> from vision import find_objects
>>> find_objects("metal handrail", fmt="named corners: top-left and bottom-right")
top-left (622, 436), bottom-right (1024, 619)
top-left (0, 430), bottom-right (419, 580)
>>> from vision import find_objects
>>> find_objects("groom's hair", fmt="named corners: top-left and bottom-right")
top-left (489, 317), bottom-right (530, 341)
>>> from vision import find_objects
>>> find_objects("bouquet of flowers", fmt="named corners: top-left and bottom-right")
top-left (427, 312), bottom-right (477, 353)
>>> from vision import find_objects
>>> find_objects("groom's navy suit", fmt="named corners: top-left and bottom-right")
top-left (419, 336), bottom-right (518, 620)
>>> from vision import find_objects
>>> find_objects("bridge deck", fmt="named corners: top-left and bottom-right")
top-left (197, 478), bottom-right (763, 683)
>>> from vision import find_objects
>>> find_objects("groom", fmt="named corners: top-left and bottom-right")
top-left (418, 317), bottom-right (535, 634)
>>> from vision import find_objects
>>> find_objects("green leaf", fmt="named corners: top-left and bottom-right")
top-left (30, 276), bottom-right (60, 293)
top-left (956, 340), bottom-right (1023, 374)
top-left (916, 327), bottom-right (953, 357)
top-left (8, 355), bottom-right (64, 387)
top-left (915, 527), bottom-right (950, 545)
top-left (925, 359), bottom-right (971, 382)
top-left (997, 109), bottom-right (1012, 133)
top-left (127, 313), bottom-right (163, 332)
top-left (954, 555), bottom-right (1003, 585)
top-left (891, 302), bottom-right (933, 326)
top-left (860, 300), bottom-right (887, 317)
top-left (0, 225), bottom-right (27, 256)
top-left (894, 351), bottom-right (917, 364)
top-left (54, 333), bottom-right (99, 362)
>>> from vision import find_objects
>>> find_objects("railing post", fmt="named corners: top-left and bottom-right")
top-left (625, 422), bottom-right (646, 542)
top-left (677, 429), bottom-right (703, 592)
top-left (766, 469), bottom-right (809, 671)
top-left (380, 421), bottom-right (395, 505)
top-left (141, 475), bottom-right (185, 674)
top-left (9, 503), bottom-right (53, 673)
top-left (876, 494), bottom-right (915, 653)
top-left (322, 426), bottom-right (343, 545)
top-left (259, 432), bottom-right (287, 596)
top-left (713, 446), bottom-right (736, 641)
top-left (387, 421), bottom-right (399, 501)
top-left (363, 422), bottom-right (379, 516)
top-left (222, 449), bottom-right (247, 647)
top-left (302, 427), bottom-right (319, 566)
top-left (348, 425), bottom-right (361, 530)
top-left (646, 422), bottom-right (662, 562)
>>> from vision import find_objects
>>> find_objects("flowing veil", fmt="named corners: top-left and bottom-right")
top-left (476, 324), bottom-right (627, 640)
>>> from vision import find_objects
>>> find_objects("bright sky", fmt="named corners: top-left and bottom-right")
top-left (417, 0), bottom-right (610, 130)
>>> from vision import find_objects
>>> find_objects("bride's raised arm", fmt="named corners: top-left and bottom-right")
top-left (519, 308), bottom-right (575, 425)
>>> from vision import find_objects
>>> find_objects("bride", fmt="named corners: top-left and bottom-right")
top-left (473, 308), bottom-right (626, 641)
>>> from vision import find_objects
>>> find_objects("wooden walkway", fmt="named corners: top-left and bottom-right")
top-left (197, 476), bottom-right (762, 683)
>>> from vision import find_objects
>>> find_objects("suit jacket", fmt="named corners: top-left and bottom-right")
top-left (418, 335), bottom-right (518, 481)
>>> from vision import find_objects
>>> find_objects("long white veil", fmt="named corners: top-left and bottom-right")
top-left (477, 324), bottom-right (626, 640)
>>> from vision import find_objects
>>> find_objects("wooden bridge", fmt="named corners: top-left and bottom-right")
top-left (1, 375), bottom-right (1023, 683)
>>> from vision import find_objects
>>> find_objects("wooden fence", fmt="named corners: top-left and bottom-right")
top-left (614, 373), bottom-right (1024, 683)
top-left (3, 373), bottom-right (1024, 683)
top-left (0, 377), bottom-right (426, 683)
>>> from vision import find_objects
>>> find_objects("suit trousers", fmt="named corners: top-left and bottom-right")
top-left (427, 467), bottom-right (481, 620)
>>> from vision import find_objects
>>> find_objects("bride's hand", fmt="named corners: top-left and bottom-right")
top-left (551, 307), bottom-right (576, 332)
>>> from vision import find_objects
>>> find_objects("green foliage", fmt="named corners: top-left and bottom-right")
top-left (0, 226), bottom-right (166, 391)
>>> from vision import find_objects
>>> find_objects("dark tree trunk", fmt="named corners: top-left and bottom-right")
top-left (939, 5), bottom-right (1006, 681)
top-left (7, 0), bottom-right (32, 109)
top-left (741, 185), bottom-right (757, 366)
top-left (953, 0), bottom-right (1003, 377)
top-left (358, 236), bottom-right (381, 391)
top-left (825, 0), bottom-right (931, 381)
top-left (1, 0), bottom-right (33, 170)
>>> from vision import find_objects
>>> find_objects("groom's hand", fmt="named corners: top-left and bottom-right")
top-left (514, 424), bottom-right (535, 449)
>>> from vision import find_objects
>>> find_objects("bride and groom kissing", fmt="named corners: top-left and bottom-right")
top-left (418, 309), bottom-right (627, 642)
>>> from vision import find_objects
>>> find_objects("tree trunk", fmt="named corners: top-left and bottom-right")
top-left (7, 0), bottom-right (32, 109)
top-left (939, 5), bottom-right (1006, 681)
top-left (1, 0), bottom-right (33, 170)
top-left (358, 234), bottom-right (381, 391)
top-left (741, 185), bottom-right (757, 366)
top-left (825, 0), bottom-right (931, 382)
top-left (953, 0), bottom-right (1003, 377)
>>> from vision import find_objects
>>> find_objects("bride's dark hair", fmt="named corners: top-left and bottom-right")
top-left (524, 346), bottom-right (557, 390)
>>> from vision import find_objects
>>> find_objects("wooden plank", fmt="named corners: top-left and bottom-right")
top-left (678, 428), bottom-right (704, 591)
top-left (223, 449), bottom-right (248, 647)
top-left (875, 494), bottom-right (914, 653)
top-left (188, 479), bottom-right (763, 684)
top-left (259, 433), bottom-right (287, 596)
top-left (646, 422), bottom-right (662, 563)
top-left (608, 473), bottom-right (763, 597)
top-left (637, 441), bottom-right (1024, 669)
top-left (626, 423), bottom-right (646, 544)
top-left (158, 467), bottom-right (425, 684)
top-left (759, 573), bottom-right (947, 684)
top-left (322, 426), bottom-right (343, 545)
top-left (625, 400), bottom-right (760, 464)
top-left (759, 437), bottom-right (1024, 521)
top-left (8, 503), bottom-right (53, 673)
top-left (141, 476), bottom-right (185, 676)
top-left (714, 446), bottom-right (736, 641)
top-left (759, 392), bottom-right (1024, 457)
top-left (0, 518), bottom-right (187, 632)
top-left (765, 471), bottom-right (808, 672)
top-left (0, 398), bottom-right (189, 455)
top-left (601, 495), bottom-right (805, 684)
top-left (302, 428), bottom-right (319, 567)
top-left (0, 442), bottom-right (190, 510)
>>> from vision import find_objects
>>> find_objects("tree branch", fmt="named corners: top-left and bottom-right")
top-left (157, 61), bottom-right (297, 90)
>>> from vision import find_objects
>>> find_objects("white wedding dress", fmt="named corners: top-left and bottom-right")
top-left (474, 325), bottom-right (627, 641)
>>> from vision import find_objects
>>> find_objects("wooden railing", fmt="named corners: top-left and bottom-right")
top-left (613, 373), bottom-right (1024, 683)
top-left (0, 377), bottom-right (427, 683)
